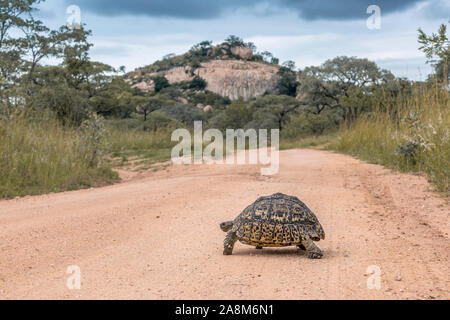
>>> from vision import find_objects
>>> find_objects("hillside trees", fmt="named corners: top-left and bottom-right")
top-left (247, 95), bottom-right (300, 130)
top-left (152, 75), bottom-right (170, 92)
top-left (190, 40), bottom-right (213, 56)
top-left (136, 94), bottom-right (175, 121)
top-left (277, 65), bottom-right (299, 97)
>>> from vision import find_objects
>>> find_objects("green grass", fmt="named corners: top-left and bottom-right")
top-left (0, 114), bottom-right (118, 199)
top-left (2, 84), bottom-right (447, 199)
top-left (105, 123), bottom-right (176, 169)
top-left (280, 133), bottom-right (337, 150)
top-left (329, 85), bottom-right (449, 196)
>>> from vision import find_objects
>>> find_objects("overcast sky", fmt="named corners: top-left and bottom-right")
top-left (36, 0), bottom-right (450, 80)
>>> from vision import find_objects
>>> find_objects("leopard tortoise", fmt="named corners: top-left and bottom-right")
top-left (220, 193), bottom-right (325, 259)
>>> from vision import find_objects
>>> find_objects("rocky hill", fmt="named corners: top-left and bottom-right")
top-left (125, 43), bottom-right (281, 101)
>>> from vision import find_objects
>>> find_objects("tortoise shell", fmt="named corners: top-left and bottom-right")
top-left (232, 193), bottom-right (325, 247)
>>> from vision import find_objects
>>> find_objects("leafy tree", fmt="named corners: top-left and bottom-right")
top-left (90, 77), bottom-right (140, 118)
top-left (282, 112), bottom-right (333, 138)
top-left (224, 35), bottom-right (245, 47)
top-left (298, 66), bottom-right (340, 114)
top-left (190, 40), bottom-right (212, 56)
top-left (144, 110), bottom-right (178, 131)
top-left (20, 19), bottom-right (65, 86)
top-left (271, 57), bottom-right (280, 65)
top-left (418, 22), bottom-right (449, 87)
top-left (246, 41), bottom-right (256, 53)
top-left (0, 0), bottom-right (41, 108)
top-left (136, 94), bottom-right (175, 121)
top-left (189, 76), bottom-right (207, 90)
top-left (277, 66), bottom-right (299, 97)
top-left (260, 51), bottom-right (279, 65)
top-left (162, 53), bottom-right (176, 60)
top-left (298, 56), bottom-right (394, 123)
top-left (282, 60), bottom-right (296, 71)
top-left (222, 97), bottom-right (252, 129)
top-left (321, 56), bottom-right (393, 88)
top-left (160, 103), bottom-right (206, 125)
top-left (248, 95), bottom-right (300, 130)
top-left (152, 75), bottom-right (170, 92)
top-left (186, 90), bottom-right (230, 110)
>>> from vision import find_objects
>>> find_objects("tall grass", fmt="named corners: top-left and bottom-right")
top-left (0, 114), bottom-right (118, 199)
top-left (330, 85), bottom-right (449, 195)
top-left (105, 120), bottom-right (177, 167)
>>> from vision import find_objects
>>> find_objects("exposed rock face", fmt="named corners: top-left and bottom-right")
top-left (230, 46), bottom-right (253, 60)
top-left (134, 81), bottom-right (154, 91)
top-left (132, 60), bottom-right (280, 101)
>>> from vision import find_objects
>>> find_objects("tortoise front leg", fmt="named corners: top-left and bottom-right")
top-left (223, 231), bottom-right (238, 255)
top-left (301, 238), bottom-right (323, 259)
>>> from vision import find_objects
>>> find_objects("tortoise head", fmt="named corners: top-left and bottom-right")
top-left (220, 221), bottom-right (234, 232)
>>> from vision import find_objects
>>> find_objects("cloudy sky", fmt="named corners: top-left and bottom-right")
top-left (36, 0), bottom-right (449, 80)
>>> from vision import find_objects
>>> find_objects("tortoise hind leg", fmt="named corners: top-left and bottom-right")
top-left (301, 238), bottom-right (323, 259)
top-left (223, 231), bottom-right (238, 255)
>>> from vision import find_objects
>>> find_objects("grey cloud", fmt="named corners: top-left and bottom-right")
top-left (65, 0), bottom-right (426, 20)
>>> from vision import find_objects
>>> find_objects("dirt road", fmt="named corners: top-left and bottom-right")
top-left (0, 149), bottom-right (448, 299)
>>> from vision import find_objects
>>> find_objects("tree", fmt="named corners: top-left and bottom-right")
top-left (260, 51), bottom-right (279, 65)
top-left (418, 22), bottom-right (449, 88)
top-left (277, 66), bottom-right (299, 97)
top-left (246, 41), bottom-right (256, 53)
top-left (162, 53), bottom-right (176, 60)
top-left (152, 75), bottom-right (170, 92)
top-left (321, 56), bottom-right (393, 88)
top-left (297, 67), bottom-right (340, 115)
top-left (189, 76), bottom-right (207, 90)
top-left (20, 19), bottom-right (65, 86)
top-left (224, 35), bottom-right (245, 47)
top-left (136, 94), bottom-right (175, 121)
top-left (90, 77), bottom-right (139, 118)
top-left (282, 60), bottom-right (296, 71)
top-left (190, 41), bottom-right (212, 56)
top-left (298, 56), bottom-right (395, 123)
top-left (160, 103), bottom-right (206, 125)
top-left (223, 97), bottom-right (251, 129)
top-left (0, 0), bottom-right (41, 107)
top-left (248, 95), bottom-right (300, 130)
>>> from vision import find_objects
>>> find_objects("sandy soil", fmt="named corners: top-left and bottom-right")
top-left (0, 149), bottom-right (448, 300)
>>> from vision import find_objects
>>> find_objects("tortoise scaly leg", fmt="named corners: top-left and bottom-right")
top-left (255, 246), bottom-right (263, 250)
top-left (223, 231), bottom-right (238, 255)
top-left (297, 244), bottom-right (306, 251)
top-left (301, 238), bottom-right (323, 259)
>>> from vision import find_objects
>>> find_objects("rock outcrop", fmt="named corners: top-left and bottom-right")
top-left (131, 60), bottom-right (280, 101)
top-left (230, 46), bottom-right (253, 60)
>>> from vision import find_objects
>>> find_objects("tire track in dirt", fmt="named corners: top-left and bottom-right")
top-left (354, 164), bottom-right (448, 299)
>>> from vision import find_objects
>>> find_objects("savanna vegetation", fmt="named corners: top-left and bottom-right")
top-left (0, 0), bottom-right (448, 198)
